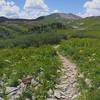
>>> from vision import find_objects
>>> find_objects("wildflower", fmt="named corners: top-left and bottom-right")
top-left (89, 58), bottom-right (92, 62)
top-left (92, 53), bottom-right (96, 56)
top-left (4, 59), bottom-right (11, 63)
top-left (21, 56), bottom-right (26, 60)
top-left (92, 58), bottom-right (95, 61)
top-left (79, 49), bottom-right (83, 53)
top-left (85, 78), bottom-right (92, 88)
top-left (89, 58), bottom-right (95, 62)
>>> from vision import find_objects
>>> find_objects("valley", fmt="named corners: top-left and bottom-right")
top-left (0, 13), bottom-right (100, 100)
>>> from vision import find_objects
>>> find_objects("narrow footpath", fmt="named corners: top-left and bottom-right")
top-left (47, 46), bottom-right (80, 100)
top-left (55, 51), bottom-right (79, 100)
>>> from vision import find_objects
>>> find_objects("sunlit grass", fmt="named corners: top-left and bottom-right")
top-left (59, 38), bottom-right (100, 100)
top-left (0, 46), bottom-right (61, 99)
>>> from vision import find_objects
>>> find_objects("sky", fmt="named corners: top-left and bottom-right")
top-left (0, 0), bottom-right (100, 19)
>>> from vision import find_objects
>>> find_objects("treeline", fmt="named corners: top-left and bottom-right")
top-left (0, 32), bottom-right (67, 48)
top-left (0, 22), bottom-right (69, 48)
top-left (0, 22), bottom-right (68, 38)
top-left (29, 22), bottom-right (67, 33)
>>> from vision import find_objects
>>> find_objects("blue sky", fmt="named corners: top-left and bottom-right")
top-left (46, 0), bottom-right (86, 14)
top-left (0, 0), bottom-right (100, 18)
top-left (9, 0), bottom-right (86, 14)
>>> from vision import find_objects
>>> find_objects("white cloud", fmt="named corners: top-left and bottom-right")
top-left (24, 0), bottom-right (48, 11)
top-left (0, 0), bottom-right (60, 19)
top-left (0, 0), bottom-right (50, 19)
top-left (0, 0), bottom-right (20, 18)
top-left (82, 0), bottom-right (100, 17)
top-left (22, 0), bottom-right (49, 19)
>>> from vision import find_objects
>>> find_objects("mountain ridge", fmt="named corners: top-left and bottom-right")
top-left (0, 13), bottom-right (81, 21)
top-left (1, 13), bottom-right (100, 22)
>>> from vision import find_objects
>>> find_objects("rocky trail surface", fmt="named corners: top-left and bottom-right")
top-left (47, 48), bottom-right (80, 100)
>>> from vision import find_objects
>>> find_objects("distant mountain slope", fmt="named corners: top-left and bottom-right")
top-left (35, 13), bottom-right (81, 23)
top-left (0, 17), bottom-right (8, 22)
top-left (50, 13), bottom-right (81, 20)
top-left (0, 13), bottom-right (81, 22)
top-left (0, 13), bottom-right (100, 48)
top-left (0, 17), bottom-right (33, 22)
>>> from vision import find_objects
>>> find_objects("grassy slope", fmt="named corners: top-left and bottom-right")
top-left (71, 17), bottom-right (100, 38)
top-left (0, 16), bottom-right (100, 48)
top-left (0, 20), bottom-right (69, 48)
top-left (55, 17), bottom-right (100, 39)
top-left (46, 17), bottom-right (100, 99)
top-left (59, 38), bottom-right (100, 100)
top-left (0, 46), bottom-right (61, 99)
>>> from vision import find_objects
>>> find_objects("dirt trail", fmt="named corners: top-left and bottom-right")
top-left (47, 46), bottom-right (79, 100)
top-left (54, 51), bottom-right (79, 100)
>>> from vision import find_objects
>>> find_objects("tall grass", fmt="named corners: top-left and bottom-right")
top-left (59, 38), bottom-right (100, 100)
top-left (0, 46), bottom-right (61, 99)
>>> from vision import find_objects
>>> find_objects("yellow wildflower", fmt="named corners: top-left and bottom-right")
top-left (79, 49), bottom-right (83, 53)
